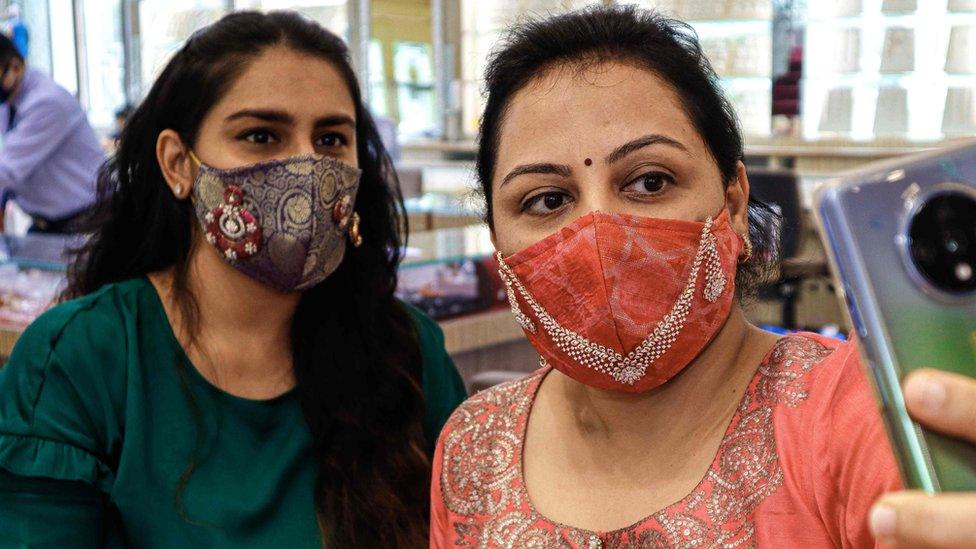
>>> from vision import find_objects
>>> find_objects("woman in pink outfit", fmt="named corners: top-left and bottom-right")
top-left (430, 6), bottom-right (907, 547)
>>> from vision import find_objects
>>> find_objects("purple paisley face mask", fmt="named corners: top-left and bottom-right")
top-left (189, 152), bottom-right (362, 292)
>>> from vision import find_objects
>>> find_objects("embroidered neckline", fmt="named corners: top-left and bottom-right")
top-left (511, 340), bottom-right (769, 536)
top-left (439, 334), bottom-right (837, 547)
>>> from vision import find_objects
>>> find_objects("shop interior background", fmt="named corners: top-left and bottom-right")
top-left (1, 0), bottom-right (974, 382)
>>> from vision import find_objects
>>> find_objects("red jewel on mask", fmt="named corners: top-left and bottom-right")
top-left (204, 185), bottom-right (262, 261)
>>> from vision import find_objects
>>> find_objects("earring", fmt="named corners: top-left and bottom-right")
top-left (174, 184), bottom-right (183, 197)
top-left (740, 234), bottom-right (754, 263)
top-left (348, 212), bottom-right (363, 247)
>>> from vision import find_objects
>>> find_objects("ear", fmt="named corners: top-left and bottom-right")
top-left (725, 161), bottom-right (750, 238)
top-left (157, 129), bottom-right (194, 200)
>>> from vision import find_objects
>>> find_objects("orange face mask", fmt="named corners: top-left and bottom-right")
top-left (497, 209), bottom-right (743, 393)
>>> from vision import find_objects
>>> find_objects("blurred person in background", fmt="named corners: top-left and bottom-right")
top-left (0, 32), bottom-right (102, 234)
top-left (103, 102), bottom-right (134, 152)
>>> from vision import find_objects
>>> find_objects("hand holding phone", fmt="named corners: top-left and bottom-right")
top-left (870, 369), bottom-right (976, 548)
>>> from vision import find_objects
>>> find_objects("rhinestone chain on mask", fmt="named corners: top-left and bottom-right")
top-left (496, 217), bottom-right (725, 385)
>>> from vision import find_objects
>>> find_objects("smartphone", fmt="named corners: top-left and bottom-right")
top-left (815, 139), bottom-right (976, 492)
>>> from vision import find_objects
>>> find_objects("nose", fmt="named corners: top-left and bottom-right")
top-left (574, 173), bottom-right (618, 215)
top-left (292, 142), bottom-right (318, 157)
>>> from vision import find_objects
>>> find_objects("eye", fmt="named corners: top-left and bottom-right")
top-left (241, 129), bottom-right (278, 145)
top-left (316, 132), bottom-right (348, 148)
top-left (521, 191), bottom-right (574, 216)
top-left (622, 172), bottom-right (673, 197)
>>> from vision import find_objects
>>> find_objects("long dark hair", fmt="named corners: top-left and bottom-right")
top-left (66, 11), bottom-right (429, 547)
top-left (476, 5), bottom-right (779, 293)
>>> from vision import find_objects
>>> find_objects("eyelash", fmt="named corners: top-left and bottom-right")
top-left (518, 170), bottom-right (675, 216)
top-left (621, 171), bottom-right (674, 197)
top-left (520, 189), bottom-right (573, 215)
top-left (315, 132), bottom-right (348, 147)
top-left (239, 128), bottom-right (278, 144)
top-left (237, 129), bottom-right (349, 147)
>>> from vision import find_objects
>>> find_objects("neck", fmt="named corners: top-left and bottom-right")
top-left (191, 252), bottom-right (299, 344)
top-left (151, 236), bottom-right (300, 386)
top-left (547, 305), bottom-right (780, 443)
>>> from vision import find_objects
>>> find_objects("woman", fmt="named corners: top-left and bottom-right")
top-left (431, 6), bottom-right (901, 547)
top-left (0, 11), bottom-right (465, 547)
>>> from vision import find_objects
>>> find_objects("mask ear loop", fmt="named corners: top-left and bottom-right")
top-left (178, 149), bottom-right (203, 201)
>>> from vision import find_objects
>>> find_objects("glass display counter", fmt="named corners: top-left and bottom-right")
top-left (0, 226), bottom-right (526, 362)
top-left (0, 234), bottom-right (78, 358)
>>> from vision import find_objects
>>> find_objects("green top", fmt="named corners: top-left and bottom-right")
top-left (0, 277), bottom-right (466, 548)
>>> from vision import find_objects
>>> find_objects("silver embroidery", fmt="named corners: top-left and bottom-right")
top-left (439, 336), bottom-right (836, 549)
top-left (496, 217), bottom-right (726, 385)
top-left (702, 232), bottom-right (727, 303)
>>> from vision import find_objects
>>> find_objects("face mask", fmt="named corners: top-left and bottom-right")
top-left (497, 209), bottom-right (743, 393)
top-left (190, 152), bottom-right (362, 292)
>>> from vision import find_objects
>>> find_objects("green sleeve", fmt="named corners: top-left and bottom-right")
top-left (0, 296), bottom-right (127, 546)
top-left (0, 469), bottom-right (109, 548)
top-left (403, 303), bottom-right (467, 452)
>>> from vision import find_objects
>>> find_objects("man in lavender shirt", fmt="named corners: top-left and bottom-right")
top-left (0, 33), bottom-right (102, 233)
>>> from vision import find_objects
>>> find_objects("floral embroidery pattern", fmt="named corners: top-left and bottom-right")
top-left (440, 336), bottom-right (834, 548)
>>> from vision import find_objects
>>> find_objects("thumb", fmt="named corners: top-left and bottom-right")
top-left (871, 491), bottom-right (976, 549)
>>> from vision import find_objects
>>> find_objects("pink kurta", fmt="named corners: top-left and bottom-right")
top-left (431, 334), bottom-right (902, 548)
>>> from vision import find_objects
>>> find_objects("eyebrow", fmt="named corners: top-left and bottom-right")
top-left (500, 162), bottom-right (572, 187)
top-left (604, 134), bottom-right (689, 165)
top-left (225, 109), bottom-right (355, 128)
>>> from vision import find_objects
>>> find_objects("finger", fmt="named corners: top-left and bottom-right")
top-left (903, 369), bottom-right (976, 445)
top-left (871, 491), bottom-right (976, 548)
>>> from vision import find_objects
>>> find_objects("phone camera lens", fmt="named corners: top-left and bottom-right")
top-left (908, 191), bottom-right (976, 294)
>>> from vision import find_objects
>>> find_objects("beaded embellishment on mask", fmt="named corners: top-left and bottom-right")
top-left (497, 216), bottom-right (727, 385)
top-left (204, 184), bottom-right (262, 261)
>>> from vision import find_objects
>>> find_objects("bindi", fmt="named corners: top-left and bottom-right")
top-left (584, 158), bottom-right (593, 166)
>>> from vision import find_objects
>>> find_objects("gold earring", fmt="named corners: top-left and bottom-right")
top-left (348, 212), bottom-right (362, 247)
top-left (740, 234), bottom-right (753, 263)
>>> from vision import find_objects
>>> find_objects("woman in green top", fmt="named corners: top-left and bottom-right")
top-left (0, 11), bottom-right (465, 548)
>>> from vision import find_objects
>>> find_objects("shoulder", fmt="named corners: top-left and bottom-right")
top-left (0, 279), bottom-right (152, 489)
top-left (439, 369), bottom-right (542, 452)
top-left (4, 278), bottom-right (152, 406)
top-left (18, 70), bottom-right (82, 120)
top-left (402, 301), bottom-right (445, 350)
top-left (755, 332), bottom-right (849, 407)
top-left (434, 370), bottom-right (542, 515)
top-left (766, 334), bottom-right (900, 534)
top-left (762, 333), bottom-right (874, 417)
top-left (14, 278), bottom-right (148, 361)
top-left (399, 302), bottom-right (467, 446)
top-left (758, 332), bottom-right (882, 435)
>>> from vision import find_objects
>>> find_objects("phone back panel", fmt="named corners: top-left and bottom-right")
top-left (816, 141), bottom-right (976, 491)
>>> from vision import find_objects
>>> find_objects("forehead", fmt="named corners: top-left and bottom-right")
top-left (494, 60), bottom-right (706, 165)
top-left (211, 46), bottom-right (356, 119)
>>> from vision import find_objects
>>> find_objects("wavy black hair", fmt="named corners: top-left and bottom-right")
top-left (476, 5), bottom-right (779, 294)
top-left (65, 11), bottom-right (428, 547)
